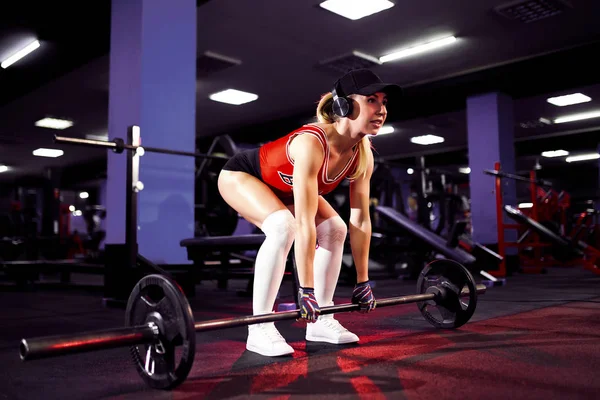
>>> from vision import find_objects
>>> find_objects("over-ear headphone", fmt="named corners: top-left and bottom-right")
top-left (332, 85), bottom-right (352, 118)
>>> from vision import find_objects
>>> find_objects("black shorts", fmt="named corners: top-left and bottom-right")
top-left (222, 148), bottom-right (262, 180)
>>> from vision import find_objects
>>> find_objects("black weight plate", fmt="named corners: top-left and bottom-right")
top-left (416, 259), bottom-right (477, 329)
top-left (125, 274), bottom-right (196, 390)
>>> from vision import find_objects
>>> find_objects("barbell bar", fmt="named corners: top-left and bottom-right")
top-left (19, 252), bottom-right (486, 390)
top-left (483, 168), bottom-right (552, 187)
top-left (19, 284), bottom-right (485, 362)
top-left (196, 284), bottom-right (485, 332)
top-left (53, 134), bottom-right (231, 161)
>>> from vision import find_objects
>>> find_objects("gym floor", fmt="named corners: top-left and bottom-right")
top-left (1, 266), bottom-right (599, 400)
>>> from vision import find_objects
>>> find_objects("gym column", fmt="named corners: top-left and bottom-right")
top-left (106, 0), bottom-right (196, 269)
top-left (467, 92), bottom-right (517, 274)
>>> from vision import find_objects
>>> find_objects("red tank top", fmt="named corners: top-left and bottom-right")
top-left (258, 124), bottom-right (359, 201)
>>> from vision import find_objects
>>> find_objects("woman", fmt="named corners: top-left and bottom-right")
top-left (218, 68), bottom-right (401, 357)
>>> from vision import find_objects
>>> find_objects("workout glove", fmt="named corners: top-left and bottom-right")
top-left (298, 287), bottom-right (320, 322)
top-left (352, 281), bottom-right (376, 313)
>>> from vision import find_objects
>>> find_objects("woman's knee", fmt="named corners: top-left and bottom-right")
top-left (316, 216), bottom-right (347, 245)
top-left (217, 170), bottom-right (233, 195)
top-left (261, 209), bottom-right (296, 246)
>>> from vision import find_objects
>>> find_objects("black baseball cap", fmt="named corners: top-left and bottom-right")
top-left (333, 69), bottom-right (402, 99)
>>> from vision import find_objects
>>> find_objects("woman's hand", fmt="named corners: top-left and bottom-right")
top-left (351, 281), bottom-right (376, 313)
top-left (298, 287), bottom-right (321, 321)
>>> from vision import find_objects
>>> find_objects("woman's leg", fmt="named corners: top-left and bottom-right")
top-left (218, 170), bottom-right (295, 356)
top-left (287, 196), bottom-right (347, 307)
top-left (308, 197), bottom-right (360, 344)
top-left (314, 197), bottom-right (347, 307)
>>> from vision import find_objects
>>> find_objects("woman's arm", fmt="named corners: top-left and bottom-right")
top-left (289, 134), bottom-right (324, 288)
top-left (348, 148), bottom-right (375, 283)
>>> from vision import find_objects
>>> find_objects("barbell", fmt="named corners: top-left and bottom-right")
top-left (19, 259), bottom-right (486, 390)
top-left (54, 129), bottom-right (242, 237)
top-left (54, 134), bottom-right (231, 160)
top-left (483, 168), bottom-right (553, 188)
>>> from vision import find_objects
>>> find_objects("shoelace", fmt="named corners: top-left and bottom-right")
top-left (260, 324), bottom-right (286, 342)
top-left (320, 318), bottom-right (348, 334)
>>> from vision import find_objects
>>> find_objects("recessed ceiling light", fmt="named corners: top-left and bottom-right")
top-left (33, 148), bottom-right (64, 158)
top-left (209, 89), bottom-right (258, 105)
top-left (1, 40), bottom-right (41, 69)
top-left (541, 150), bottom-right (569, 158)
top-left (319, 0), bottom-right (394, 21)
top-left (0, 165), bottom-right (8, 173)
top-left (410, 134), bottom-right (445, 145)
top-left (35, 118), bottom-right (74, 130)
top-left (547, 93), bottom-right (591, 107)
top-left (554, 110), bottom-right (600, 124)
top-left (380, 36), bottom-right (457, 63)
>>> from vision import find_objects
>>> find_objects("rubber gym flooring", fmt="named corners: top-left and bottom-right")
top-left (1, 265), bottom-right (599, 400)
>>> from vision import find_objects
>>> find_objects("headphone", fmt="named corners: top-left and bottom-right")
top-left (332, 84), bottom-right (352, 118)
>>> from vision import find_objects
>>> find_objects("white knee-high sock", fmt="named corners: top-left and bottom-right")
top-left (253, 209), bottom-right (295, 315)
top-left (313, 216), bottom-right (347, 307)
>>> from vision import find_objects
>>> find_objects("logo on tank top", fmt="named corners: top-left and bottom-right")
top-left (278, 171), bottom-right (293, 186)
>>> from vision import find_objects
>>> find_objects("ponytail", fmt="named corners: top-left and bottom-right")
top-left (316, 92), bottom-right (336, 123)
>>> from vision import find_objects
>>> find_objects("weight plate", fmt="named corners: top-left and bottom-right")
top-left (416, 259), bottom-right (478, 329)
top-left (125, 274), bottom-right (196, 390)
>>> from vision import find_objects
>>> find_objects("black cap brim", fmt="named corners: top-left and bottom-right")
top-left (356, 83), bottom-right (402, 99)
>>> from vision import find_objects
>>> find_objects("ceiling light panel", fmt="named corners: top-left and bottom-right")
top-left (380, 36), bottom-right (457, 63)
top-left (565, 153), bottom-right (600, 163)
top-left (33, 148), bottom-right (64, 158)
top-left (209, 89), bottom-right (258, 105)
top-left (35, 118), bottom-right (74, 130)
top-left (1, 40), bottom-right (40, 69)
top-left (541, 150), bottom-right (569, 157)
top-left (319, 0), bottom-right (394, 21)
top-left (547, 93), bottom-right (591, 106)
top-left (410, 134), bottom-right (445, 145)
top-left (554, 110), bottom-right (600, 124)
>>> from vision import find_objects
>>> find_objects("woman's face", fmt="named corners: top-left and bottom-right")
top-left (349, 92), bottom-right (388, 135)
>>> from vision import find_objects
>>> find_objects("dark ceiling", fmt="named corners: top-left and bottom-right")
top-left (0, 0), bottom-right (599, 194)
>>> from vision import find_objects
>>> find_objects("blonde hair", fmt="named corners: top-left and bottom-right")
top-left (315, 92), bottom-right (372, 181)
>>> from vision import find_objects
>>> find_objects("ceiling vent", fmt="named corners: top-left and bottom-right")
top-left (494, 0), bottom-right (572, 23)
top-left (316, 50), bottom-right (382, 74)
top-left (196, 51), bottom-right (241, 78)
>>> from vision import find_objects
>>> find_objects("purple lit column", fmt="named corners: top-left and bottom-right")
top-left (467, 92), bottom-right (517, 246)
top-left (106, 0), bottom-right (196, 264)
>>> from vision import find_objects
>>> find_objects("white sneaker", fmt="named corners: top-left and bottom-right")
top-left (246, 322), bottom-right (294, 357)
top-left (306, 314), bottom-right (359, 344)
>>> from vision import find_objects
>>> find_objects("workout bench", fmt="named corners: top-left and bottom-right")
top-left (180, 234), bottom-right (300, 296)
top-left (504, 205), bottom-right (600, 275)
